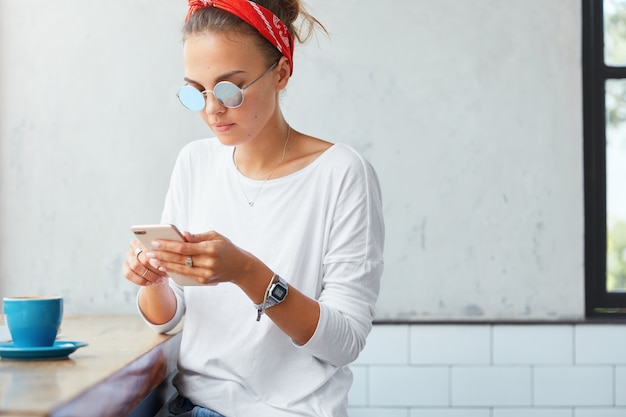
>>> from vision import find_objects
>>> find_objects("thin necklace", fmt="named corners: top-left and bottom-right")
top-left (233, 125), bottom-right (291, 207)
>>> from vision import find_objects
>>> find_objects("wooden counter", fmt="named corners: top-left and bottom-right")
top-left (0, 315), bottom-right (181, 417)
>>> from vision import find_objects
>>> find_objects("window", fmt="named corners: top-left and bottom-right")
top-left (583, 0), bottom-right (626, 316)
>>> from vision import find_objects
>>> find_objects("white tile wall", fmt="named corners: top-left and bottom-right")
top-left (616, 367), bottom-right (626, 406)
top-left (355, 325), bottom-right (410, 365)
top-left (349, 408), bottom-right (409, 417)
top-left (410, 325), bottom-right (491, 365)
top-left (452, 367), bottom-right (532, 406)
top-left (347, 323), bottom-right (626, 416)
top-left (534, 366), bottom-right (614, 406)
top-left (368, 366), bottom-right (449, 406)
top-left (575, 325), bottom-right (626, 365)
top-left (574, 410), bottom-right (626, 417)
top-left (493, 410), bottom-right (573, 417)
top-left (410, 409), bottom-right (490, 417)
top-left (493, 325), bottom-right (573, 364)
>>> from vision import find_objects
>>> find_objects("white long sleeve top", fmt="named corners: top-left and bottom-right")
top-left (139, 138), bottom-right (384, 417)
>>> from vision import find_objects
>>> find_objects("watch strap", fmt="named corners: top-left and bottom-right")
top-left (254, 275), bottom-right (288, 321)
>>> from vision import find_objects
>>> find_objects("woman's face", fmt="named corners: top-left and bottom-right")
top-left (182, 31), bottom-right (282, 146)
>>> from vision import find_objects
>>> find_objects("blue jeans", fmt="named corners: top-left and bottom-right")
top-left (167, 395), bottom-right (227, 417)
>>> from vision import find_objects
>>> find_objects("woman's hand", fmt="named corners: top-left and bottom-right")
top-left (146, 230), bottom-right (320, 344)
top-left (123, 240), bottom-right (169, 287)
top-left (124, 240), bottom-right (176, 325)
top-left (144, 230), bottom-right (265, 287)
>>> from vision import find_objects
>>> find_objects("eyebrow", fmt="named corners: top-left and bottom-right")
top-left (184, 69), bottom-right (247, 90)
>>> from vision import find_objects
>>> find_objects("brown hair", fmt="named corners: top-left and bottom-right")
top-left (183, 1), bottom-right (327, 66)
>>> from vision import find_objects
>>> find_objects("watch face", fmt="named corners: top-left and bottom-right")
top-left (271, 284), bottom-right (287, 300)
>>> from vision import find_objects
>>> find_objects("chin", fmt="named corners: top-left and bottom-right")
top-left (212, 132), bottom-right (239, 147)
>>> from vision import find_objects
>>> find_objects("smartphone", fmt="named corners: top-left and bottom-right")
top-left (131, 224), bottom-right (204, 286)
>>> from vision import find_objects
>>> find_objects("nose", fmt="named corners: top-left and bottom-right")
top-left (203, 91), bottom-right (225, 115)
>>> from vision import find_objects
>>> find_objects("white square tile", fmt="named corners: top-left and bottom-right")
top-left (451, 366), bottom-right (532, 406)
top-left (493, 408), bottom-right (573, 417)
top-left (575, 325), bottom-right (626, 364)
top-left (369, 366), bottom-right (449, 407)
top-left (410, 409), bottom-right (490, 417)
top-left (349, 407), bottom-right (409, 417)
top-left (493, 325), bottom-right (573, 365)
top-left (349, 366), bottom-right (368, 407)
top-left (356, 325), bottom-right (409, 365)
top-left (534, 366), bottom-right (613, 406)
top-left (574, 409), bottom-right (626, 417)
top-left (616, 366), bottom-right (626, 406)
top-left (410, 325), bottom-right (491, 365)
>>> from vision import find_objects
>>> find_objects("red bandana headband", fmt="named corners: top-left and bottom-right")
top-left (186, 0), bottom-right (294, 74)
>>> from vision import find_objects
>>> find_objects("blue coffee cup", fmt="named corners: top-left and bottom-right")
top-left (3, 296), bottom-right (63, 347)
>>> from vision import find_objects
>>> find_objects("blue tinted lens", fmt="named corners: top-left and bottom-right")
top-left (214, 82), bottom-right (244, 108)
top-left (177, 86), bottom-right (206, 111)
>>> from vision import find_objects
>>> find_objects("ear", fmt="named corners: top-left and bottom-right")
top-left (275, 56), bottom-right (291, 91)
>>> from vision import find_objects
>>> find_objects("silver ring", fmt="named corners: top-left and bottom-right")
top-left (141, 269), bottom-right (149, 278)
top-left (134, 247), bottom-right (143, 258)
top-left (186, 256), bottom-right (193, 267)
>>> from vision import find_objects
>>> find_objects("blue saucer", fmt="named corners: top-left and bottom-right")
top-left (0, 341), bottom-right (88, 360)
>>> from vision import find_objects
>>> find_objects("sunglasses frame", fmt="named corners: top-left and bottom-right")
top-left (178, 61), bottom-right (279, 111)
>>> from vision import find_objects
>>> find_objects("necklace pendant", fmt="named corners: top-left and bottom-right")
top-left (248, 201), bottom-right (255, 207)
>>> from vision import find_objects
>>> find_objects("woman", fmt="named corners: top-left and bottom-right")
top-left (123, 1), bottom-right (384, 416)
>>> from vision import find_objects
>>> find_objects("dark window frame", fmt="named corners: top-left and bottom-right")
top-left (583, 0), bottom-right (626, 317)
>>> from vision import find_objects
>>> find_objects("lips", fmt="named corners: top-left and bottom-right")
top-left (212, 122), bottom-right (235, 133)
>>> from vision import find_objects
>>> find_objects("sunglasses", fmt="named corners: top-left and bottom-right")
top-left (177, 61), bottom-right (278, 111)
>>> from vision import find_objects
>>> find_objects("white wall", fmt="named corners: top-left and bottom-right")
top-left (0, 0), bottom-right (584, 320)
top-left (0, 0), bottom-right (204, 313)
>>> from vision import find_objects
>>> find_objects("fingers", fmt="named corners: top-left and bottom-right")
top-left (138, 230), bottom-right (229, 286)
top-left (145, 250), bottom-right (218, 285)
top-left (124, 242), bottom-right (168, 287)
top-left (148, 230), bottom-right (227, 256)
top-left (145, 252), bottom-right (206, 277)
top-left (146, 249), bottom-right (199, 268)
top-left (149, 231), bottom-right (226, 253)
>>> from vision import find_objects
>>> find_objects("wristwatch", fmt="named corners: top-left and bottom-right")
top-left (254, 275), bottom-right (288, 320)
top-left (264, 275), bottom-right (288, 309)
